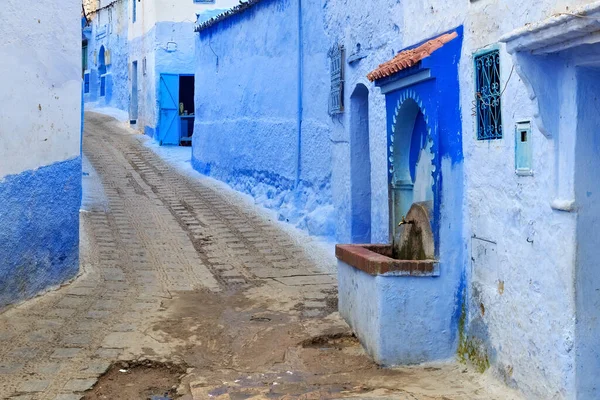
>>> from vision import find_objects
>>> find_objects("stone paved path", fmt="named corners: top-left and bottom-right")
top-left (0, 113), bottom-right (337, 400)
top-left (0, 112), bottom-right (522, 400)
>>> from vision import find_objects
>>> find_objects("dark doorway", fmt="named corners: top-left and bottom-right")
top-left (178, 75), bottom-right (195, 146)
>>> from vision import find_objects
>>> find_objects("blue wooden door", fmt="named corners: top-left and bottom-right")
top-left (158, 74), bottom-right (179, 145)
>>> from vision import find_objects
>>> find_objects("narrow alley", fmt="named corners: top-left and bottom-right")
top-left (0, 113), bottom-right (518, 400)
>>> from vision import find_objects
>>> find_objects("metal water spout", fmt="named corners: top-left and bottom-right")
top-left (398, 215), bottom-right (414, 226)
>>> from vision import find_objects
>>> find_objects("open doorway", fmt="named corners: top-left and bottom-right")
top-left (158, 73), bottom-right (195, 146)
top-left (179, 75), bottom-right (195, 146)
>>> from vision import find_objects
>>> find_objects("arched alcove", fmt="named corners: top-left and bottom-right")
top-left (390, 97), bottom-right (434, 238)
top-left (350, 83), bottom-right (371, 243)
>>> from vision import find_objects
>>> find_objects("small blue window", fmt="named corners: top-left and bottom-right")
top-left (133, 0), bottom-right (137, 23)
top-left (84, 73), bottom-right (90, 94)
top-left (475, 49), bottom-right (502, 140)
top-left (193, 0), bottom-right (215, 3)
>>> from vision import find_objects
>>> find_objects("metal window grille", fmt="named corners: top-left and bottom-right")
top-left (328, 44), bottom-right (345, 115)
top-left (142, 57), bottom-right (147, 76)
top-left (475, 49), bottom-right (502, 140)
top-left (84, 73), bottom-right (90, 93)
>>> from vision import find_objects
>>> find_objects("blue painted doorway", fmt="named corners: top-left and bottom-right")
top-left (158, 73), bottom-right (195, 146)
top-left (158, 74), bottom-right (180, 145)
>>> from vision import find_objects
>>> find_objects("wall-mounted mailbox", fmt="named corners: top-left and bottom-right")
top-left (515, 121), bottom-right (533, 175)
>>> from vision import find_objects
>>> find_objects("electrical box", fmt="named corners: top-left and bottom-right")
top-left (515, 121), bottom-right (533, 175)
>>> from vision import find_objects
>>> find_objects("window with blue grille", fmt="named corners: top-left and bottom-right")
top-left (133, 0), bottom-right (137, 23)
top-left (84, 73), bottom-right (90, 94)
top-left (475, 49), bottom-right (502, 140)
top-left (328, 44), bottom-right (345, 115)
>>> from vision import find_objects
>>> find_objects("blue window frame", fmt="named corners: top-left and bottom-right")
top-left (84, 73), bottom-right (90, 94)
top-left (475, 49), bottom-right (502, 140)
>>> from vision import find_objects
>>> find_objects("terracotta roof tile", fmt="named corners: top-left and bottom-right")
top-left (367, 31), bottom-right (458, 82)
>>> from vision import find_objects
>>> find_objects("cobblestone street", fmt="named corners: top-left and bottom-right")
top-left (0, 113), bottom-right (520, 400)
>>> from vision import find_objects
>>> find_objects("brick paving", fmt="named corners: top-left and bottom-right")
top-left (0, 112), bottom-right (337, 400)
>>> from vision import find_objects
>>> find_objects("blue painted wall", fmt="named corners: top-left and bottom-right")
top-left (3, 0), bottom-right (82, 310)
top-left (129, 21), bottom-right (198, 139)
top-left (0, 158), bottom-right (81, 309)
top-left (83, 0), bottom-right (130, 112)
top-left (193, 0), bottom-right (335, 238)
top-left (338, 260), bottom-right (457, 365)
top-left (575, 66), bottom-right (600, 399)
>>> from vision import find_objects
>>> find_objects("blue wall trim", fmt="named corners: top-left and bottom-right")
top-left (0, 157), bottom-right (81, 309)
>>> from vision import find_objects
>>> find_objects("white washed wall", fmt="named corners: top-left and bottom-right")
top-left (0, 0), bottom-right (81, 178)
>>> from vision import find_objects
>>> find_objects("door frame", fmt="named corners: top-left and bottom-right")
top-left (157, 73), bottom-right (194, 146)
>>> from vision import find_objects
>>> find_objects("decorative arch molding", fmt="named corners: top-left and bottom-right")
top-left (389, 90), bottom-right (433, 177)
top-left (388, 90), bottom-right (436, 236)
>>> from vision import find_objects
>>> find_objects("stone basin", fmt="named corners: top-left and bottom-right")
top-left (336, 202), bottom-right (448, 366)
top-left (335, 244), bottom-right (439, 277)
